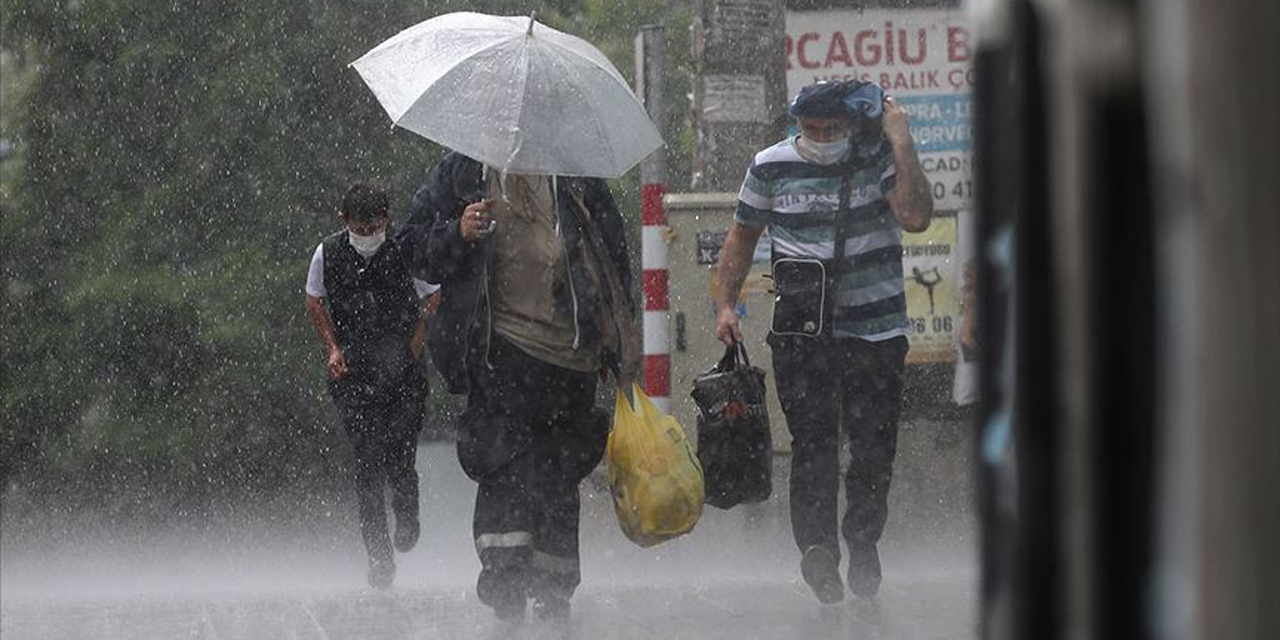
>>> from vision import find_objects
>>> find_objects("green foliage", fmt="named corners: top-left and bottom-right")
top-left (0, 0), bottom-right (693, 528)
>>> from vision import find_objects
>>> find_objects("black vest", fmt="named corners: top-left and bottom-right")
top-left (321, 230), bottom-right (418, 352)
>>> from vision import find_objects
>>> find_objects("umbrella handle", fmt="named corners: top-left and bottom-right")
top-left (527, 11), bottom-right (537, 35)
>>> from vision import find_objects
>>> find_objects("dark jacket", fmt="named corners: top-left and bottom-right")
top-left (322, 229), bottom-right (419, 354)
top-left (399, 152), bottom-right (635, 394)
top-left (322, 229), bottom-right (425, 399)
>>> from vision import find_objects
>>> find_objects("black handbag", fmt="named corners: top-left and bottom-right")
top-left (691, 341), bottom-right (773, 509)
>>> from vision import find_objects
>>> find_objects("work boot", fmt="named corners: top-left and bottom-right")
top-left (800, 545), bottom-right (844, 604)
top-left (477, 579), bottom-right (526, 622)
top-left (393, 513), bottom-right (420, 553)
top-left (492, 596), bottom-right (526, 623)
top-left (846, 542), bottom-right (882, 598)
top-left (367, 556), bottom-right (395, 589)
top-left (532, 594), bottom-right (571, 623)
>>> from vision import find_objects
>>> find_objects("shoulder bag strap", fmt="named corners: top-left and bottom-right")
top-left (830, 168), bottom-right (856, 284)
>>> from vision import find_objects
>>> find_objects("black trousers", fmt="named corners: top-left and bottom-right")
top-left (330, 351), bottom-right (427, 565)
top-left (769, 334), bottom-right (908, 561)
top-left (457, 336), bottom-right (606, 604)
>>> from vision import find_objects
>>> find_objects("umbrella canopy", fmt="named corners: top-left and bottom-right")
top-left (350, 12), bottom-right (663, 178)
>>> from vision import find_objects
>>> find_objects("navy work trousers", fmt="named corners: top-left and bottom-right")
top-left (457, 336), bottom-right (607, 606)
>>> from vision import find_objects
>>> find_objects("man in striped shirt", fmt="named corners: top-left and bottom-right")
top-left (714, 80), bottom-right (932, 603)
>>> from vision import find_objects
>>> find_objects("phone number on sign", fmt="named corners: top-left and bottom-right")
top-left (910, 315), bottom-right (955, 336)
top-left (919, 152), bottom-right (973, 210)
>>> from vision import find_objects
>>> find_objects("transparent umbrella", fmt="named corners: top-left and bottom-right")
top-left (350, 11), bottom-right (663, 178)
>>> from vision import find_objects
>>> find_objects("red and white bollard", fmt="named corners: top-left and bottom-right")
top-left (641, 183), bottom-right (670, 413)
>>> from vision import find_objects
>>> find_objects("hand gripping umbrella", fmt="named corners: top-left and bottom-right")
top-left (351, 11), bottom-right (663, 178)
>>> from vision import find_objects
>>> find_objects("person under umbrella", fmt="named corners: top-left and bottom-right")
top-left (352, 11), bottom-right (652, 621)
top-left (404, 154), bottom-right (640, 622)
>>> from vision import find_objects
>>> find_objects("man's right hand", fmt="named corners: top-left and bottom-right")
top-left (715, 305), bottom-right (743, 346)
top-left (327, 347), bottom-right (349, 381)
top-left (460, 199), bottom-right (495, 243)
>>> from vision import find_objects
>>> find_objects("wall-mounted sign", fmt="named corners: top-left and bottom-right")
top-left (702, 75), bottom-right (770, 123)
top-left (710, 0), bottom-right (778, 46)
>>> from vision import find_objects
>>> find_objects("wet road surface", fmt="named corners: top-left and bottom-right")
top-left (2, 430), bottom-right (976, 640)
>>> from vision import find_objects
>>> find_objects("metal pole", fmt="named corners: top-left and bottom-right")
top-left (636, 25), bottom-right (670, 413)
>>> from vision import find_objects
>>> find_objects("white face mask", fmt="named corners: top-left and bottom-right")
top-left (798, 136), bottom-right (851, 165)
top-left (348, 230), bottom-right (386, 258)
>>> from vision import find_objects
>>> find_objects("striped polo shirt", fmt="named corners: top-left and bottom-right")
top-left (735, 136), bottom-right (907, 341)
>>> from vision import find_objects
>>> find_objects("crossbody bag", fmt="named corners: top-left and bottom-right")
top-left (769, 167), bottom-right (857, 338)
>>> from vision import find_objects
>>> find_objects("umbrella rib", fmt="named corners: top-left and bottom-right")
top-left (505, 42), bottom-right (532, 172)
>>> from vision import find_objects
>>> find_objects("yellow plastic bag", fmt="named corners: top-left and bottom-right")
top-left (607, 384), bottom-right (705, 547)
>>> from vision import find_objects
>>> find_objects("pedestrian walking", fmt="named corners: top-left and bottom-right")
top-left (713, 80), bottom-right (933, 603)
top-left (350, 13), bottom-right (651, 618)
top-left (305, 182), bottom-right (440, 588)
top-left (403, 154), bottom-right (640, 622)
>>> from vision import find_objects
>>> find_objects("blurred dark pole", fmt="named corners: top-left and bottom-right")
top-left (972, 0), bottom-right (1063, 637)
top-left (1178, 0), bottom-right (1280, 637)
top-left (1014, 0), bottom-right (1158, 636)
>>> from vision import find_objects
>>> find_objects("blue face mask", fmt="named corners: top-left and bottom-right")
top-left (798, 135), bottom-right (850, 165)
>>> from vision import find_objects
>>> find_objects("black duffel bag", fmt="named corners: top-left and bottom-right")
top-left (691, 341), bottom-right (772, 509)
